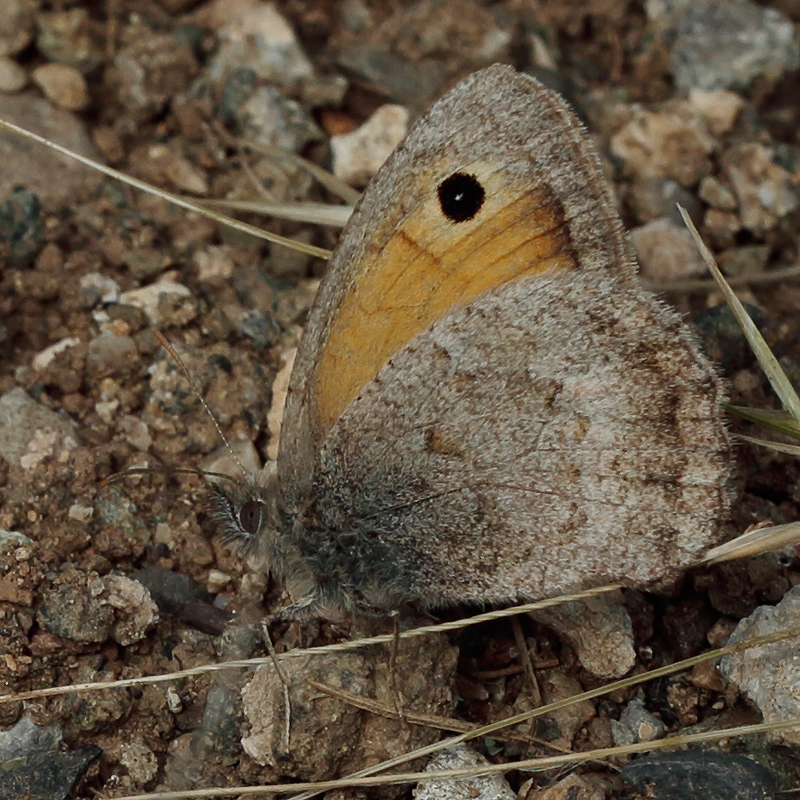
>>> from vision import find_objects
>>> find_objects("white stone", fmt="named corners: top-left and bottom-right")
top-left (331, 105), bottom-right (409, 186)
top-left (208, 3), bottom-right (313, 85)
top-left (119, 281), bottom-right (194, 325)
top-left (32, 337), bottom-right (80, 371)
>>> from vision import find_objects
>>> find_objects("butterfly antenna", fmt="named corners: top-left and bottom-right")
top-left (154, 330), bottom-right (249, 481)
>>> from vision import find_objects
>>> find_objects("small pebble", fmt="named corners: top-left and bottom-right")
top-left (79, 272), bottom-right (120, 307)
top-left (0, 186), bottom-right (43, 266)
top-left (36, 8), bottom-right (104, 72)
top-left (94, 399), bottom-right (120, 424)
top-left (301, 72), bottom-right (349, 107)
top-left (166, 686), bottom-right (183, 714)
top-left (720, 584), bottom-right (800, 745)
top-left (92, 125), bottom-right (125, 163)
top-left (610, 102), bottom-right (715, 187)
top-left (721, 142), bottom-right (798, 236)
top-left (201, 439), bottom-right (261, 479)
top-left (0, 387), bottom-right (79, 468)
top-left (87, 331), bottom-right (137, 372)
top-left (667, 0), bottom-right (800, 92)
top-left (0, 717), bottom-right (102, 800)
top-left (118, 416), bottom-right (153, 452)
top-left (0, 94), bottom-right (101, 204)
top-left (0, 55), bottom-right (26, 92)
top-left (698, 175), bottom-right (738, 210)
top-left (107, 29), bottom-right (198, 123)
top-left (628, 178), bottom-right (699, 225)
top-left (520, 774), bottom-right (605, 800)
top-left (716, 245), bottom-right (770, 278)
top-left (194, 245), bottom-right (236, 283)
top-left (31, 337), bottom-right (81, 371)
top-left (688, 88), bottom-right (744, 136)
top-left (236, 85), bottom-right (322, 152)
top-left (0, 0), bottom-right (36, 57)
top-left (331, 104), bottom-right (410, 186)
top-left (690, 659), bottom-right (725, 692)
top-left (631, 217), bottom-right (707, 282)
top-left (206, 569), bottom-right (232, 593)
top-left (119, 281), bottom-right (195, 326)
top-left (32, 63), bottom-right (90, 111)
top-left (67, 504), bottom-right (94, 523)
top-left (0, 530), bottom-right (33, 548)
top-left (118, 738), bottom-right (159, 784)
top-left (703, 208), bottom-right (741, 249)
top-left (37, 581), bottom-right (115, 643)
top-left (138, 143), bottom-right (209, 195)
top-left (532, 670), bottom-right (596, 750)
top-left (611, 698), bottom-right (666, 746)
top-left (530, 592), bottom-right (636, 679)
top-left (413, 744), bottom-right (516, 800)
top-left (102, 574), bottom-right (160, 646)
top-left (206, 3), bottom-right (313, 87)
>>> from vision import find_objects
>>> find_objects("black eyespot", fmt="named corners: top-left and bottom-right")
top-left (437, 172), bottom-right (485, 223)
top-left (239, 499), bottom-right (263, 536)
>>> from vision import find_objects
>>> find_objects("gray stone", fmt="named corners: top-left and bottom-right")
top-left (207, 3), bottom-right (313, 87)
top-left (0, 387), bottom-right (78, 468)
top-left (235, 85), bottom-right (321, 153)
top-left (669, 0), bottom-right (800, 92)
top-left (0, 94), bottom-right (101, 205)
top-left (611, 698), bottom-right (666, 746)
top-left (720, 584), bottom-right (800, 745)
top-left (413, 744), bottom-right (516, 800)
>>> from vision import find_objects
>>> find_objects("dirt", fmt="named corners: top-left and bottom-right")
top-left (1, 1), bottom-right (800, 799)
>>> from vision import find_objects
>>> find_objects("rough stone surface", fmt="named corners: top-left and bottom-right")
top-left (668, 0), bottom-right (800, 92)
top-left (242, 630), bottom-right (458, 780)
top-left (610, 102), bottom-right (715, 187)
top-left (720, 584), bottom-right (800, 745)
top-left (118, 281), bottom-right (195, 326)
top-left (413, 744), bottom-right (516, 800)
top-left (0, 387), bottom-right (78, 468)
top-left (331, 104), bottom-right (410, 185)
top-left (611, 698), bottom-right (666, 746)
top-left (206, 2), bottom-right (314, 87)
top-left (530, 592), bottom-right (636, 679)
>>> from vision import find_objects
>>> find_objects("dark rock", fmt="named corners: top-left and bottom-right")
top-left (0, 717), bottom-right (102, 800)
top-left (622, 751), bottom-right (777, 800)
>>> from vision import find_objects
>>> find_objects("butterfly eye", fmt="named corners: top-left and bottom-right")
top-left (437, 172), bottom-right (485, 223)
top-left (238, 499), bottom-right (263, 536)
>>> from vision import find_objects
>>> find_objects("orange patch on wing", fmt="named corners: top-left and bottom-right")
top-left (314, 169), bottom-right (579, 432)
